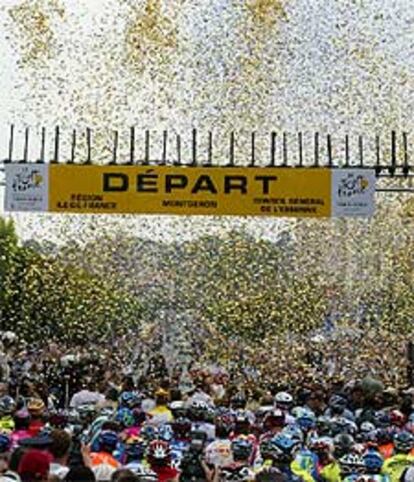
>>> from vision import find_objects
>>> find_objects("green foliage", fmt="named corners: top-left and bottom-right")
top-left (0, 216), bottom-right (142, 345)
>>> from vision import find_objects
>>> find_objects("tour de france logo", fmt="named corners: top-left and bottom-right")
top-left (12, 167), bottom-right (44, 192)
top-left (337, 172), bottom-right (370, 198)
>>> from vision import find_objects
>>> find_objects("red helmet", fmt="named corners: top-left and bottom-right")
top-left (263, 409), bottom-right (285, 430)
top-left (147, 440), bottom-right (171, 466)
top-left (390, 410), bottom-right (405, 428)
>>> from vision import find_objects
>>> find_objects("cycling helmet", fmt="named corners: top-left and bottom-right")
top-left (231, 394), bottom-right (247, 410)
top-left (234, 410), bottom-right (252, 435)
top-left (331, 417), bottom-right (357, 436)
top-left (263, 409), bottom-right (285, 431)
top-left (48, 411), bottom-right (69, 429)
top-left (339, 453), bottom-right (364, 476)
top-left (27, 398), bottom-right (45, 417)
top-left (309, 437), bottom-right (333, 456)
top-left (231, 437), bottom-right (253, 462)
top-left (77, 404), bottom-right (96, 422)
top-left (0, 396), bottom-right (16, 416)
top-left (373, 411), bottom-right (391, 429)
top-left (119, 391), bottom-right (140, 409)
top-left (329, 394), bottom-right (347, 414)
top-left (394, 431), bottom-right (414, 453)
top-left (0, 434), bottom-right (11, 453)
top-left (260, 438), bottom-right (282, 461)
top-left (140, 424), bottom-right (158, 442)
top-left (115, 408), bottom-right (135, 428)
top-left (158, 424), bottom-right (174, 442)
top-left (255, 467), bottom-right (285, 482)
top-left (188, 400), bottom-right (209, 422)
top-left (334, 433), bottom-right (355, 458)
top-left (99, 407), bottom-right (115, 418)
top-left (282, 425), bottom-right (304, 443)
top-left (67, 408), bottom-right (80, 425)
top-left (124, 436), bottom-right (146, 462)
top-left (221, 465), bottom-right (252, 481)
top-left (98, 430), bottom-right (119, 453)
top-left (147, 440), bottom-right (171, 466)
top-left (362, 449), bottom-right (384, 473)
top-left (390, 410), bottom-right (405, 428)
top-left (274, 392), bottom-right (293, 409)
top-left (169, 401), bottom-right (187, 419)
top-left (273, 434), bottom-right (300, 462)
top-left (296, 409), bottom-right (316, 431)
top-left (129, 465), bottom-right (158, 482)
top-left (376, 428), bottom-right (393, 446)
top-left (0, 416), bottom-right (14, 433)
top-left (316, 416), bottom-right (332, 436)
top-left (360, 421), bottom-right (376, 434)
top-left (171, 417), bottom-right (192, 440)
top-left (357, 421), bottom-right (376, 443)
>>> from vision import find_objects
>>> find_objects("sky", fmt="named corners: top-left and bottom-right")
top-left (0, 0), bottom-right (413, 243)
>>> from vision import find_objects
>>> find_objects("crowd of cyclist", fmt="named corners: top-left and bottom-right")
top-left (0, 374), bottom-right (413, 482)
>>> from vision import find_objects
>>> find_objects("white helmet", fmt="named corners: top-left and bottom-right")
top-left (275, 392), bottom-right (293, 406)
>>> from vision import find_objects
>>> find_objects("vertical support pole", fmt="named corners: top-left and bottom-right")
top-left (327, 134), bottom-right (332, 167)
top-left (85, 127), bottom-right (92, 164)
top-left (375, 134), bottom-right (381, 176)
top-left (130, 126), bottom-right (136, 165)
top-left (22, 127), bottom-right (29, 163)
top-left (298, 132), bottom-right (303, 167)
top-left (314, 132), bottom-right (319, 167)
top-left (282, 132), bottom-right (287, 166)
top-left (6, 124), bottom-right (14, 163)
top-left (161, 130), bottom-right (168, 165)
top-left (191, 128), bottom-right (197, 166)
top-left (228, 132), bottom-right (235, 167)
top-left (403, 132), bottom-right (409, 177)
top-left (250, 131), bottom-right (256, 167)
top-left (269, 132), bottom-right (276, 167)
top-left (69, 129), bottom-right (76, 164)
top-left (359, 135), bottom-right (364, 167)
top-left (175, 134), bottom-right (181, 165)
top-left (144, 129), bottom-right (150, 165)
top-left (111, 130), bottom-right (118, 165)
top-left (345, 134), bottom-right (350, 167)
top-left (206, 131), bottom-right (213, 166)
top-left (51, 125), bottom-right (59, 163)
top-left (390, 130), bottom-right (396, 176)
top-left (38, 127), bottom-right (46, 163)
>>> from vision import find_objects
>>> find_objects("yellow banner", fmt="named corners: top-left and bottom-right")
top-left (48, 165), bottom-right (332, 217)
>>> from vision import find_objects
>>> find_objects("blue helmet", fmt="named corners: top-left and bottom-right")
top-left (363, 449), bottom-right (383, 473)
top-left (140, 424), bottom-right (158, 442)
top-left (125, 436), bottom-right (146, 462)
top-left (0, 434), bottom-right (11, 453)
top-left (296, 410), bottom-right (316, 431)
top-left (119, 391), bottom-right (140, 409)
top-left (115, 408), bottom-right (135, 428)
top-left (283, 425), bottom-right (304, 444)
top-left (231, 438), bottom-right (253, 461)
top-left (99, 430), bottom-right (119, 453)
top-left (374, 411), bottom-right (391, 429)
top-left (272, 434), bottom-right (299, 462)
top-left (260, 438), bottom-right (282, 461)
top-left (394, 431), bottom-right (414, 453)
top-left (158, 424), bottom-right (174, 442)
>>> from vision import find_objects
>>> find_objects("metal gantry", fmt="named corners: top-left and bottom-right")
top-left (1, 125), bottom-right (413, 192)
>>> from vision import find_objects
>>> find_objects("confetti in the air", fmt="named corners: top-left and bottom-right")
top-left (0, 0), bottom-right (413, 389)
